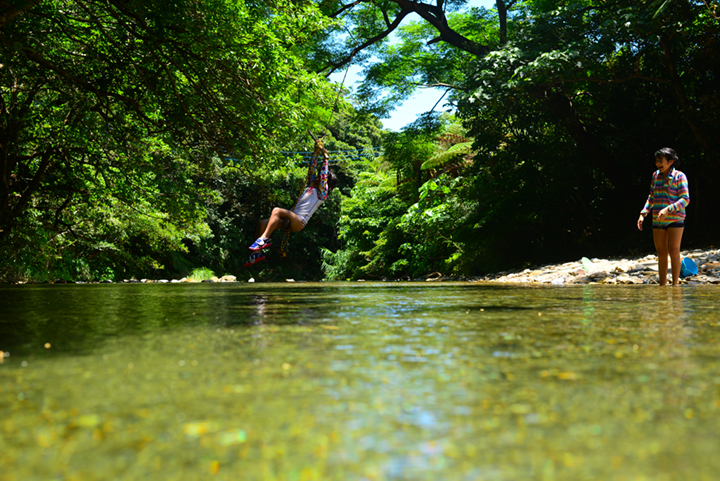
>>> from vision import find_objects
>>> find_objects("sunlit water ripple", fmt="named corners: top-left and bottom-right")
top-left (1, 282), bottom-right (719, 480)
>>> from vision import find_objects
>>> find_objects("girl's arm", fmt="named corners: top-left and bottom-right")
top-left (316, 148), bottom-right (330, 201)
top-left (638, 173), bottom-right (655, 231)
top-left (305, 148), bottom-right (318, 187)
top-left (666, 172), bottom-right (690, 213)
top-left (640, 172), bottom-right (656, 217)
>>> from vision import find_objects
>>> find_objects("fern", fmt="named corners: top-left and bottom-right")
top-left (442, 122), bottom-right (468, 138)
top-left (355, 168), bottom-right (396, 190)
top-left (421, 142), bottom-right (473, 170)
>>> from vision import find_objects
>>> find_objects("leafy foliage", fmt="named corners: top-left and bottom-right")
top-left (452, 0), bottom-right (720, 267)
top-left (324, 116), bottom-right (474, 279)
top-left (0, 0), bottom-right (337, 281)
top-left (325, 0), bottom-right (720, 278)
top-left (3, 0), bottom-right (719, 282)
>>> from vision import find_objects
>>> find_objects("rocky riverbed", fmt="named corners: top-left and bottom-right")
top-left (118, 275), bottom-right (239, 283)
top-left (129, 247), bottom-right (720, 285)
top-left (479, 247), bottom-right (720, 285)
top-left (12, 249), bottom-right (720, 285)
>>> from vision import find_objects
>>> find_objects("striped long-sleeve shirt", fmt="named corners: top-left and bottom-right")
top-left (641, 168), bottom-right (689, 227)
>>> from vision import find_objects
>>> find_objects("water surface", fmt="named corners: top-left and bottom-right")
top-left (1, 283), bottom-right (719, 480)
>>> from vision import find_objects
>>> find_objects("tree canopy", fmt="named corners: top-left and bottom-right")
top-left (322, 0), bottom-right (720, 276)
top-left (1, 0), bottom-right (339, 280)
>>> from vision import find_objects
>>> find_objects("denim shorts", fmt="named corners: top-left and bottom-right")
top-left (653, 221), bottom-right (685, 230)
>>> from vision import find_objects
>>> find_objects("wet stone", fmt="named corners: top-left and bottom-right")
top-left (485, 247), bottom-right (720, 285)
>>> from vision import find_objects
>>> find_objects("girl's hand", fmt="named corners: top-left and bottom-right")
top-left (657, 208), bottom-right (669, 221)
top-left (637, 214), bottom-right (645, 231)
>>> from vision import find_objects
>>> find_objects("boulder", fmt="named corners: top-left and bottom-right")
top-left (615, 275), bottom-right (643, 285)
top-left (588, 271), bottom-right (611, 280)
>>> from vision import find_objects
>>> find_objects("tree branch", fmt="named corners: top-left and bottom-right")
top-left (53, 194), bottom-right (74, 230)
top-left (8, 148), bottom-right (55, 223)
top-left (327, 0), bottom-right (492, 75)
top-left (326, 8), bottom-right (412, 76)
top-left (391, 0), bottom-right (490, 57)
top-left (328, 0), bottom-right (367, 19)
top-left (0, 0), bottom-right (41, 28)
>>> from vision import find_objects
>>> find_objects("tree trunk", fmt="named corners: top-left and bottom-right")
top-left (0, 148), bottom-right (56, 241)
top-left (497, 1), bottom-right (508, 45)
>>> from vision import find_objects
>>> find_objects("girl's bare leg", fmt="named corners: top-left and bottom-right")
top-left (257, 218), bottom-right (269, 237)
top-left (667, 227), bottom-right (684, 286)
top-left (653, 228), bottom-right (669, 286)
top-left (259, 207), bottom-right (304, 239)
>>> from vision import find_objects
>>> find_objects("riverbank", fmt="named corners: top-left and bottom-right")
top-left (7, 247), bottom-right (720, 285)
top-left (472, 247), bottom-right (720, 285)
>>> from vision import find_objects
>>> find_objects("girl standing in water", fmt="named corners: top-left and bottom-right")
top-left (637, 147), bottom-right (689, 286)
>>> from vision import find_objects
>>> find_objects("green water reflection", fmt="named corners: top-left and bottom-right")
top-left (1, 283), bottom-right (720, 480)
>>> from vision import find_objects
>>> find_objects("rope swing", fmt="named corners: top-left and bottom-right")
top-left (279, 132), bottom-right (330, 258)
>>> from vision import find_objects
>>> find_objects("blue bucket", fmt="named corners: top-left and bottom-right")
top-left (680, 257), bottom-right (698, 278)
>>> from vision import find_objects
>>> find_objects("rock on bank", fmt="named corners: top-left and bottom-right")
top-left (484, 248), bottom-right (720, 285)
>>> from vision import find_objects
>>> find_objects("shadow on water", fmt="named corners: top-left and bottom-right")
top-left (0, 283), bottom-right (338, 355)
top-left (0, 283), bottom-right (542, 357)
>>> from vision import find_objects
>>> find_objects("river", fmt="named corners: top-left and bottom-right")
top-left (1, 283), bottom-right (719, 480)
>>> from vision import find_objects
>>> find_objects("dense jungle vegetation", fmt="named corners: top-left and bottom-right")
top-left (1, 0), bottom-right (718, 282)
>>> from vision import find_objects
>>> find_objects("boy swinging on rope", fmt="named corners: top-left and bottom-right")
top-left (245, 139), bottom-right (338, 267)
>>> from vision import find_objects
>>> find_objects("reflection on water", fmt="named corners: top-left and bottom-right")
top-left (1, 283), bottom-right (720, 480)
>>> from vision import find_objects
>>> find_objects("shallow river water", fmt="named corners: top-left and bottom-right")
top-left (1, 283), bottom-right (720, 481)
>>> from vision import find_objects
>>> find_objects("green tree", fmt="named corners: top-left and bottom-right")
top-left (454, 0), bottom-right (720, 263)
top-left (323, 0), bottom-right (720, 274)
top-left (192, 102), bottom-right (386, 282)
top-left (324, 115), bottom-right (474, 279)
top-left (1, 0), bottom-right (337, 280)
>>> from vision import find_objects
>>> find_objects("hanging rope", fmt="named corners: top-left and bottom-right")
top-left (322, 55), bottom-right (353, 135)
top-left (279, 133), bottom-right (329, 258)
top-left (319, 26), bottom-right (358, 137)
top-left (244, 42), bottom-right (354, 258)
